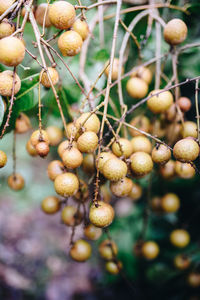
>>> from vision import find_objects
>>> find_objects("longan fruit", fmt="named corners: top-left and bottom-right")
top-left (100, 184), bottom-right (112, 203)
top-left (104, 58), bottom-right (124, 81)
top-left (175, 161), bottom-right (195, 179)
top-left (40, 67), bottom-right (59, 88)
top-left (131, 66), bottom-right (152, 85)
top-left (142, 241), bottom-right (160, 260)
top-left (77, 131), bottom-right (98, 153)
top-left (49, 1), bottom-right (75, 30)
top-left (0, 36), bottom-right (25, 66)
top-left (0, 70), bottom-right (21, 96)
top-left (129, 182), bottom-right (142, 201)
top-left (89, 201), bottom-right (115, 228)
top-left (0, 150), bottom-right (7, 168)
top-left (72, 19), bottom-right (89, 41)
top-left (112, 138), bottom-right (133, 158)
top-left (131, 152), bottom-right (153, 176)
top-left (161, 193), bottom-right (180, 213)
top-left (74, 179), bottom-right (89, 202)
top-left (181, 121), bottom-right (197, 138)
top-left (129, 115), bottom-right (150, 137)
top-left (105, 261), bottom-right (122, 275)
top-left (0, 19), bottom-right (15, 39)
top-left (187, 273), bottom-right (200, 288)
top-left (173, 138), bottom-right (199, 162)
top-left (61, 205), bottom-right (82, 226)
top-left (103, 158), bottom-right (127, 181)
top-left (82, 154), bottom-right (95, 174)
top-left (47, 160), bottom-right (64, 181)
top-left (46, 126), bottom-right (63, 146)
top-left (165, 103), bottom-right (177, 122)
top-left (126, 77), bottom-right (148, 99)
top-left (62, 147), bottom-right (83, 169)
top-left (41, 196), bottom-right (60, 214)
top-left (164, 19), bottom-right (188, 45)
top-left (159, 159), bottom-right (175, 179)
top-left (147, 90), bottom-right (173, 114)
top-left (15, 113), bottom-right (31, 134)
top-left (84, 224), bottom-right (102, 241)
top-left (35, 3), bottom-right (51, 28)
top-left (58, 30), bottom-right (83, 57)
top-left (35, 141), bottom-right (49, 158)
top-left (7, 173), bottom-right (24, 191)
top-left (0, 0), bottom-right (15, 15)
top-left (97, 152), bottom-right (115, 173)
top-left (151, 196), bottom-right (162, 213)
top-left (58, 140), bottom-right (77, 157)
top-left (26, 140), bottom-right (37, 157)
top-left (65, 122), bottom-right (79, 140)
top-left (110, 177), bottom-right (133, 197)
top-left (178, 97), bottom-right (191, 112)
top-left (54, 172), bottom-right (79, 197)
top-left (131, 136), bottom-right (152, 154)
top-left (170, 229), bottom-right (190, 248)
top-left (75, 112), bottom-right (100, 134)
top-left (70, 239), bottom-right (92, 262)
top-left (99, 239), bottom-right (118, 260)
top-left (152, 144), bottom-right (171, 165)
top-left (30, 129), bottom-right (49, 147)
top-left (174, 254), bottom-right (190, 270)
top-left (151, 119), bottom-right (166, 139)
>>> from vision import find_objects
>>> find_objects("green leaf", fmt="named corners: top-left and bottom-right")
top-left (93, 49), bottom-right (110, 61)
top-left (0, 96), bottom-right (5, 127)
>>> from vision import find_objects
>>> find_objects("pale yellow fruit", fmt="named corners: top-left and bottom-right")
top-left (41, 196), bottom-right (60, 214)
top-left (77, 131), bottom-right (98, 153)
top-left (105, 261), bottom-right (122, 275)
top-left (175, 161), bottom-right (195, 179)
top-left (75, 112), bottom-right (100, 134)
top-left (110, 177), bottom-right (133, 197)
top-left (62, 147), bottom-right (83, 169)
top-left (30, 129), bottom-right (49, 146)
top-left (99, 239), bottom-right (118, 260)
top-left (159, 159), bottom-right (175, 179)
top-left (72, 19), bottom-right (89, 41)
top-left (151, 144), bottom-right (171, 165)
top-left (0, 70), bottom-right (21, 96)
top-left (0, 150), bottom-right (7, 168)
top-left (173, 138), bottom-right (199, 162)
top-left (82, 154), bottom-right (95, 174)
top-left (170, 229), bottom-right (190, 248)
top-left (103, 158), bottom-right (127, 181)
top-left (131, 152), bottom-right (153, 176)
top-left (89, 201), bottom-right (114, 228)
top-left (164, 19), bottom-right (187, 45)
top-left (126, 77), bottom-right (148, 99)
top-left (112, 138), bottom-right (133, 158)
top-left (70, 239), bottom-right (91, 262)
top-left (131, 136), bottom-right (152, 154)
top-left (129, 182), bottom-right (142, 201)
top-left (0, 0), bottom-right (15, 15)
top-left (54, 172), bottom-right (79, 197)
top-left (147, 90), bottom-right (173, 114)
top-left (142, 241), bottom-right (160, 260)
top-left (0, 36), bottom-right (25, 66)
top-left (58, 140), bottom-right (77, 157)
top-left (58, 30), bottom-right (83, 57)
top-left (35, 3), bottom-right (51, 28)
top-left (84, 224), bottom-right (102, 241)
top-left (61, 205), bottom-right (82, 226)
top-left (0, 19), bottom-right (15, 39)
top-left (174, 254), bottom-right (190, 270)
top-left (47, 160), bottom-right (64, 181)
top-left (161, 193), bottom-right (180, 213)
top-left (40, 67), bottom-right (59, 88)
top-left (46, 126), bottom-right (63, 146)
top-left (49, 1), bottom-right (75, 30)
top-left (129, 115), bottom-right (150, 137)
top-left (65, 122), bottom-right (79, 140)
top-left (104, 58), bottom-right (124, 81)
top-left (26, 140), bottom-right (37, 157)
top-left (131, 66), bottom-right (152, 84)
top-left (181, 121), bottom-right (197, 138)
top-left (97, 152), bottom-right (115, 173)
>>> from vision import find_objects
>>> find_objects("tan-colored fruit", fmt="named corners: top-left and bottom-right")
top-left (110, 177), bottom-right (133, 197)
top-left (82, 154), bottom-right (95, 174)
top-left (15, 113), bottom-right (31, 134)
top-left (7, 173), bottom-right (24, 191)
top-left (0, 36), bottom-right (25, 66)
top-left (104, 58), bottom-right (124, 81)
top-left (97, 152), bottom-right (115, 173)
top-left (164, 18), bottom-right (188, 45)
top-left (58, 140), bottom-right (77, 157)
top-left (105, 261), bottom-right (122, 275)
top-left (46, 126), bottom-right (63, 146)
top-left (65, 122), bottom-right (79, 140)
top-left (161, 193), bottom-right (180, 213)
top-left (0, 19), bottom-right (15, 39)
top-left (0, 150), bottom-right (7, 168)
top-left (30, 129), bottom-right (49, 147)
top-left (35, 141), bottom-right (49, 157)
top-left (178, 97), bottom-right (191, 112)
top-left (174, 254), bottom-right (190, 270)
top-left (173, 138), bottom-right (199, 162)
top-left (142, 241), bottom-right (160, 260)
top-left (103, 158), bottom-right (127, 181)
top-left (72, 19), bottom-right (89, 41)
top-left (159, 159), bottom-right (175, 179)
top-left (147, 90), bottom-right (173, 114)
top-left (0, 70), bottom-right (21, 96)
top-left (151, 196), bottom-right (162, 213)
top-left (129, 182), bottom-right (142, 201)
top-left (47, 160), bottom-right (64, 181)
top-left (175, 161), bottom-right (195, 179)
top-left (187, 273), bottom-right (200, 288)
top-left (99, 239), bottom-right (118, 260)
top-left (170, 229), bottom-right (190, 248)
top-left (165, 103), bottom-right (177, 122)
top-left (131, 136), bottom-right (152, 154)
top-left (89, 201), bottom-right (114, 228)
top-left (75, 112), bottom-right (100, 134)
top-left (49, 1), bottom-right (75, 30)
top-left (74, 179), bottom-right (89, 202)
top-left (35, 3), bottom-right (51, 28)
top-left (61, 205), bottom-right (82, 226)
top-left (151, 119), bottom-right (166, 139)
top-left (54, 173), bottom-right (79, 197)
top-left (41, 196), bottom-right (60, 214)
top-left (70, 239), bottom-right (91, 262)
top-left (152, 144), bottom-right (171, 165)
top-left (0, 0), bottom-right (15, 15)
top-left (181, 121), bottom-right (197, 138)
top-left (131, 66), bottom-right (152, 84)
top-left (77, 131), bottom-right (98, 153)
top-left (100, 184), bottom-right (111, 203)
top-left (62, 147), bottom-right (83, 169)
top-left (112, 138), bottom-right (133, 158)
top-left (126, 77), bottom-right (148, 99)
top-left (40, 67), bottom-right (59, 88)
top-left (58, 30), bottom-right (83, 57)
top-left (26, 140), bottom-right (37, 157)
top-left (131, 152), bottom-right (153, 176)
top-left (84, 224), bottom-right (102, 240)
top-left (165, 122), bottom-right (181, 145)
top-left (129, 115), bottom-right (150, 137)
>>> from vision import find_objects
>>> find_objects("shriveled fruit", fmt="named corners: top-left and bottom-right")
top-left (0, 70), bottom-right (21, 96)
top-left (26, 140), bottom-right (37, 157)
top-left (142, 241), bottom-right (160, 260)
top-left (187, 273), bottom-right (200, 288)
top-left (129, 182), bottom-right (142, 201)
top-left (0, 36), bottom-right (25, 66)
top-left (181, 121), bottom-right (197, 138)
top-left (103, 158), bottom-right (127, 181)
top-left (110, 177), bottom-right (133, 197)
top-left (35, 141), bottom-right (49, 157)
top-left (175, 161), bottom-right (195, 179)
top-left (47, 160), bottom-right (64, 181)
top-left (62, 147), bottom-right (83, 169)
top-left (178, 97), bottom-right (191, 112)
top-left (152, 144), bottom-right (171, 165)
top-left (70, 239), bottom-right (91, 262)
top-left (58, 140), bottom-right (77, 157)
top-left (164, 19), bottom-right (188, 45)
top-left (84, 224), bottom-right (102, 240)
top-left (30, 129), bottom-right (49, 146)
top-left (75, 112), bottom-right (100, 134)
top-left (40, 67), bottom-right (59, 88)
top-left (99, 239), bottom-right (118, 260)
top-left (58, 30), bottom-right (83, 57)
top-left (77, 131), bottom-right (98, 153)
top-left (104, 58), bottom-right (124, 81)
top-left (46, 126), bottom-right (63, 146)
top-left (61, 205), bottom-right (82, 226)
top-left (112, 138), bottom-right (133, 158)
top-left (174, 254), bottom-right (190, 270)
top-left (89, 201), bottom-right (114, 228)
top-left (0, 150), bottom-right (7, 168)
top-left (129, 115), bottom-right (150, 137)
top-left (131, 66), bottom-right (152, 84)
top-left (0, 0), bottom-right (15, 15)
top-left (15, 113), bottom-right (31, 134)
top-left (54, 173), bottom-right (79, 197)
top-left (170, 229), bottom-right (190, 248)
top-left (131, 152), bottom-right (153, 176)
top-left (126, 77), bottom-right (148, 99)
top-left (161, 193), bottom-right (180, 213)
top-left (173, 138), bottom-right (199, 162)
top-left (41, 196), bottom-right (60, 214)
top-left (82, 154), bottom-right (95, 174)
top-left (159, 160), bottom-right (175, 180)
top-left (131, 136), bottom-right (152, 154)
top-left (0, 19), bottom-right (15, 39)
top-left (147, 90), bottom-right (173, 114)
top-left (7, 173), bottom-right (24, 191)
top-left (49, 1), bottom-right (75, 30)
top-left (72, 19), bottom-right (89, 41)
top-left (35, 3), bottom-right (51, 28)
top-left (105, 261), bottom-right (122, 275)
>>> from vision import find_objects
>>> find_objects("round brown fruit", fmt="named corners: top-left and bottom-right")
top-left (72, 19), bottom-right (89, 41)
top-left (112, 138), bottom-right (133, 158)
top-left (0, 150), bottom-right (7, 168)
top-left (46, 126), bottom-right (63, 146)
top-left (30, 129), bottom-right (49, 147)
top-left (170, 229), bottom-right (190, 248)
top-left (151, 119), bottom-right (166, 139)
top-left (99, 239), bottom-right (118, 260)
top-left (129, 115), bottom-right (150, 137)
top-left (105, 261), bottom-right (122, 275)
top-left (131, 136), bottom-right (152, 154)
top-left (142, 241), bottom-right (160, 260)
top-left (131, 66), bottom-right (152, 84)
top-left (104, 58), bottom-right (124, 81)
top-left (62, 147), bottom-right (83, 169)
top-left (77, 131), bottom-right (98, 153)
top-left (126, 77), bottom-right (148, 99)
top-left (151, 197), bottom-right (162, 213)
top-left (110, 177), bottom-right (133, 197)
top-left (7, 173), bottom-right (24, 191)
top-left (58, 140), bottom-right (77, 157)
top-left (84, 224), bottom-right (102, 240)
top-left (0, 0), bottom-right (15, 16)
top-left (159, 159), bottom-right (175, 180)
top-left (164, 18), bottom-right (188, 45)
top-left (147, 90), bottom-right (173, 114)
top-left (103, 158), bottom-right (127, 181)
top-left (131, 152), bottom-right (153, 176)
top-left (49, 1), bottom-right (75, 30)
top-left (35, 3), bottom-right (51, 28)
top-left (75, 112), bottom-right (100, 134)
top-left (41, 196), bottom-right (60, 214)
top-left (178, 97), bottom-right (191, 112)
top-left (165, 103), bottom-right (177, 122)
top-left (35, 141), bottom-right (49, 157)
top-left (0, 70), bottom-right (21, 96)
top-left (61, 205), bottom-right (82, 226)
top-left (152, 144), bottom-right (171, 165)
top-left (15, 113), bottom-right (31, 134)
top-left (0, 36), bottom-right (25, 66)
top-left (82, 154), bottom-right (95, 174)
top-left (129, 182), bottom-right (142, 201)
top-left (47, 160), bottom-right (64, 181)
top-left (74, 179), bottom-right (89, 202)
top-left (175, 161), bottom-right (195, 179)
top-left (181, 121), bottom-right (197, 139)
top-left (174, 254), bottom-right (190, 270)
top-left (187, 273), bottom-right (200, 288)
top-left (89, 201), bottom-right (115, 228)
top-left (0, 19), bottom-right (15, 39)
top-left (26, 140), bottom-right (37, 157)
top-left (173, 138), bottom-right (199, 162)
top-left (54, 172), bottom-right (79, 197)
top-left (70, 239), bottom-right (91, 262)
top-left (97, 152), bottom-right (115, 173)
top-left (65, 122), bottom-right (79, 140)
top-left (58, 30), bottom-right (83, 57)
top-left (161, 193), bottom-right (180, 213)
top-left (40, 67), bottom-right (59, 88)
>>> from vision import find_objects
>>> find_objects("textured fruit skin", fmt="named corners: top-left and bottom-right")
top-left (99, 239), bottom-right (118, 260)
top-left (82, 154), bottom-right (95, 174)
top-left (75, 112), bottom-right (100, 134)
top-left (131, 136), bottom-right (152, 154)
top-left (131, 66), bottom-right (152, 84)
top-left (105, 261), bottom-right (122, 275)
top-left (104, 58), bottom-right (124, 81)
top-left (0, 19), bottom-right (15, 39)
top-left (72, 19), bottom-right (89, 41)
top-left (112, 138), bottom-right (133, 158)
top-left (54, 172), bottom-right (79, 197)
top-left (77, 131), bottom-right (98, 153)
top-left (70, 239), bottom-right (92, 262)
top-left (147, 89), bottom-right (173, 114)
top-left (174, 254), bottom-right (190, 270)
top-left (131, 152), bottom-right (153, 176)
top-left (178, 97), bottom-right (191, 112)
top-left (161, 193), bottom-right (180, 213)
top-left (181, 121), bottom-right (197, 138)
top-left (84, 224), bottom-right (102, 240)
top-left (173, 138), bottom-right (199, 162)
top-left (35, 141), bottom-right (49, 157)
top-left (0, 37), bottom-right (25, 66)
top-left (187, 273), bottom-right (200, 288)
top-left (30, 129), bottom-right (49, 146)
top-left (0, 0), bottom-right (14, 15)
top-left (58, 140), bottom-right (77, 157)
top-left (110, 177), bottom-right (133, 197)
top-left (126, 77), bottom-right (148, 99)
top-left (26, 140), bottom-right (37, 157)
top-left (0, 70), bottom-right (21, 96)
top-left (47, 160), bottom-right (64, 181)
top-left (15, 113), bottom-right (31, 134)
top-left (170, 229), bottom-right (190, 248)
top-left (142, 241), bottom-right (160, 260)
top-left (103, 158), bottom-right (127, 181)
top-left (41, 67), bottom-right (59, 88)
top-left (46, 126), bottom-right (63, 146)
top-left (7, 173), bottom-right (24, 191)
top-left (58, 30), bottom-right (83, 57)
top-left (35, 4), bottom-right (51, 28)
top-left (61, 205), bottom-right (82, 226)
top-left (41, 196), bottom-right (60, 214)
top-left (49, 1), bottom-right (75, 30)
top-left (129, 116), bottom-right (150, 137)
top-left (159, 159), bottom-right (175, 180)
top-left (65, 122), bottom-right (79, 140)
top-left (152, 144), bottom-right (171, 165)
top-left (89, 201), bottom-right (115, 228)
top-left (0, 150), bottom-right (7, 168)
top-left (164, 19), bottom-right (187, 45)
top-left (62, 147), bottom-right (83, 169)
top-left (175, 161), bottom-right (195, 179)
top-left (97, 152), bottom-right (115, 173)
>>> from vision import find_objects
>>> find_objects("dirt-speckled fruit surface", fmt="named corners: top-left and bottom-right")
top-left (58, 30), bottom-right (83, 57)
top-left (103, 158), bottom-right (127, 181)
top-left (131, 152), bottom-right (153, 176)
top-left (173, 138), bottom-right (199, 162)
top-left (49, 1), bottom-right (75, 30)
top-left (0, 37), bottom-right (25, 66)
top-left (77, 131), bottom-right (98, 153)
top-left (89, 201), bottom-right (114, 228)
top-left (54, 173), bottom-right (79, 197)
top-left (164, 18), bottom-right (187, 45)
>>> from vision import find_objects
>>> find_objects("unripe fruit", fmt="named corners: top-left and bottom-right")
top-left (0, 19), bottom-right (15, 39)
top-left (47, 160), bottom-right (64, 181)
top-left (131, 66), bottom-right (152, 84)
top-left (75, 113), bottom-right (100, 134)
top-left (0, 0), bottom-right (15, 15)
top-left (99, 239), bottom-right (118, 260)
top-left (104, 58), bottom-right (124, 81)
top-left (187, 273), bottom-right (200, 288)
top-left (58, 140), bottom-right (77, 157)
top-left (181, 121), bottom-right (197, 139)
top-left (41, 196), bottom-right (60, 214)
top-left (126, 77), bottom-right (148, 99)
top-left (142, 241), bottom-right (160, 260)
top-left (110, 177), bottom-right (133, 197)
top-left (0, 70), bottom-right (21, 96)
top-left (35, 4), bottom-right (51, 28)
top-left (161, 193), bottom-right (180, 213)
top-left (26, 140), bottom-right (37, 157)
top-left (0, 37), bottom-right (25, 66)
top-left (54, 173), bottom-right (79, 197)
top-left (147, 90), bottom-right (173, 114)
top-left (40, 68), bottom-right (59, 88)
top-left (58, 30), bottom-right (83, 57)
top-left (131, 152), bottom-right (153, 176)
top-left (175, 161), bottom-right (195, 179)
top-left (62, 147), bottom-right (83, 169)
top-left (46, 126), bottom-right (63, 146)
top-left (49, 1), bottom-right (75, 30)
top-left (61, 205), bottom-right (82, 226)
top-left (84, 224), bottom-right (102, 240)
top-left (72, 19), bottom-right (89, 41)
top-left (0, 150), bottom-right (7, 168)
top-left (174, 254), bottom-right (190, 270)
top-left (164, 19), bottom-right (187, 45)
top-left (35, 141), bottom-right (49, 158)
top-left (30, 129), bottom-right (49, 147)
top-left (103, 158), bottom-right (127, 181)
top-left (112, 138), bottom-right (133, 158)
top-left (170, 229), bottom-right (190, 248)
top-left (159, 159), bottom-right (175, 179)
top-left (89, 201), bottom-right (114, 228)
top-left (65, 122), bottom-right (79, 140)
top-left (152, 144), bottom-right (171, 165)
top-left (129, 115), bottom-right (150, 137)
top-left (97, 152), bottom-right (115, 173)
top-left (70, 239), bottom-right (91, 262)
top-left (173, 138), bottom-right (199, 162)
top-left (15, 113), bottom-right (31, 134)
top-left (77, 131), bottom-right (98, 153)
top-left (178, 97), bottom-right (191, 112)
top-left (129, 182), bottom-right (142, 201)
top-left (82, 154), bottom-right (95, 174)
top-left (105, 261), bottom-right (122, 275)
top-left (7, 173), bottom-right (24, 191)
top-left (131, 136), bottom-right (152, 154)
